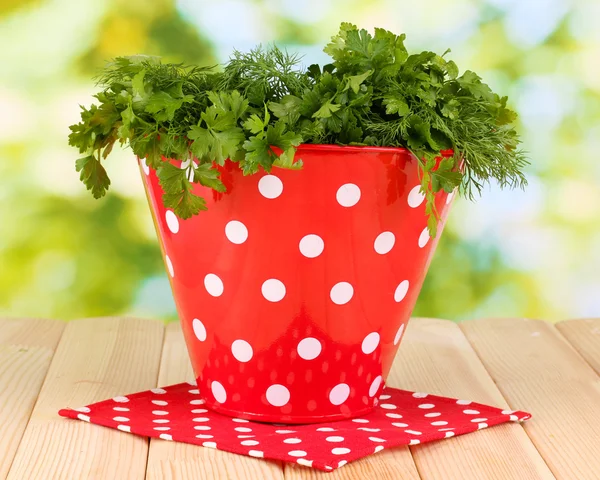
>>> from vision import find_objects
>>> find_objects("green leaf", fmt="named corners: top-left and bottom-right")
top-left (312, 99), bottom-right (341, 119)
top-left (132, 69), bottom-right (147, 99)
top-left (163, 190), bottom-right (207, 219)
top-left (192, 163), bottom-right (227, 192)
top-left (268, 95), bottom-right (302, 123)
top-left (345, 70), bottom-right (373, 94)
top-left (76, 155), bottom-right (111, 199)
top-left (382, 95), bottom-right (410, 116)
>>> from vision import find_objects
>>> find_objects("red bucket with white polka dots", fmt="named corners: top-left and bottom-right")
top-left (139, 145), bottom-right (454, 424)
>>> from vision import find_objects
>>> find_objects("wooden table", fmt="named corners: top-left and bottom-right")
top-left (1, 317), bottom-right (599, 480)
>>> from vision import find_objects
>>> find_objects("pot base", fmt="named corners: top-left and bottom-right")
top-left (202, 400), bottom-right (378, 425)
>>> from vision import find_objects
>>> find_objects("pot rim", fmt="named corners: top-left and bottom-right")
top-left (293, 143), bottom-right (411, 154)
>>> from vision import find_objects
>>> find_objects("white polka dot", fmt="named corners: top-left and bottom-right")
top-left (232, 418), bottom-right (249, 423)
top-left (393, 324), bottom-right (405, 346)
top-left (241, 440), bottom-right (259, 446)
top-left (113, 407), bottom-right (129, 412)
top-left (394, 280), bottom-right (409, 303)
top-left (152, 410), bottom-right (169, 416)
top-left (316, 427), bottom-right (336, 432)
top-left (297, 459), bottom-right (313, 467)
top-left (299, 234), bottom-right (325, 258)
top-left (225, 220), bottom-right (248, 244)
top-left (408, 185), bottom-right (426, 208)
top-left (202, 442), bottom-right (217, 449)
top-left (418, 403), bottom-right (435, 409)
top-left (151, 388), bottom-right (166, 394)
top-left (418, 228), bottom-right (430, 248)
top-left (249, 450), bottom-right (264, 458)
top-left (471, 418), bottom-right (488, 423)
top-left (446, 189), bottom-right (456, 205)
top-left (502, 409), bottom-right (516, 415)
top-left (379, 394), bottom-right (391, 400)
top-left (409, 439), bottom-right (421, 445)
top-left (336, 183), bottom-right (361, 207)
top-left (155, 427), bottom-right (171, 431)
top-left (392, 422), bottom-right (409, 427)
top-left (152, 400), bottom-right (168, 406)
top-left (194, 425), bottom-right (211, 430)
top-left (369, 375), bottom-right (383, 397)
top-left (297, 337), bottom-right (322, 360)
top-left (153, 419), bottom-right (169, 424)
top-left (195, 434), bottom-right (213, 439)
top-left (332, 447), bottom-right (351, 455)
top-left (204, 274), bottom-right (224, 297)
top-left (75, 407), bottom-right (91, 413)
top-left (478, 423), bottom-right (489, 429)
top-left (141, 159), bottom-right (150, 176)
top-left (211, 381), bottom-right (227, 403)
top-left (159, 434), bottom-right (173, 441)
top-left (424, 412), bottom-right (441, 418)
top-left (258, 175), bottom-right (283, 199)
top-left (380, 403), bottom-right (397, 410)
top-left (329, 383), bottom-right (350, 405)
top-left (369, 437), bottom-right (386, 443)
top-left (283, 438), bottom-right (302, 444)
top-left (352, 418), bottom-right (369, 423)
top-left (338, 460), bottom-right (348, 467)
top-left (275, 429), bottom-right (296, 434)
top-left (117, 425), bottom-right (131, 432)
top-left (463, 409), bottom-right (480, 415)
top-left (374, 232), bottom-right (395, 254)
top-left (189, 389), bottom-right (200, 395)
top-left (235, 427), bottom-right (252, 433)
top-left (192, 417), bottom-right (210, 422)
top-left (112, 416), bottom-right (129, 422)
top-left (266, 384), bottom-right (290, 407)
top-left (190, 399), bottom-right (205, 405)
top-left (192, 318), bottom-right (207, 342)
top-left (357, 427), bottom-right (381, 432)
top-left (445, 431), bottom-right (455, 438)
top-left (431, 421), bottom-right (448, 426)
top-left (231, 339), bottom-right (253, 362)
top-left (165, 256), bottom-right (174, 278)
top-left (361, 332), bottom-right (380, 354)
top-left (412, 392), bottom-right (428, 398)
top-left (374, 445), bottom-right (385, 453)
top-left (191, 408), bottom-right (207, 414)
top-left (510, 415), bottom-right (519, 421)
top-left (457, 399), bottom-right (472, 405)
top-left (288, 450), bottom-right (307, 457)
top-left (405, 430), bottom-right (422, 435)
top-left (165, 210), bottom-right (179, 234)
top-left (325, 436), bottom-right (345, 443)
top-left (261, 279), bottom-right (286, 302)
top-left (386, 413), bottom-right (403, 419)
top-left (330, 282), bottom-right (354, 305)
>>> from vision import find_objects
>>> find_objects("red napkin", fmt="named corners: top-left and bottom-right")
top-left (59, 383), bottom-right (530, 472)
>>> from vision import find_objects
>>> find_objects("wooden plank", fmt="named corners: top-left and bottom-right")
top-left (146, 322), bottom-right (285, 480)
top-left (0, 318), bottom-right (65, 479)
top-left (556, 318), bottom-right (600, 374)
top-left (461, 318), bottom-right (600, 480)
top-left (387, 318), bottom-right (555, 480)
top-left (6, 317), bottom-right (164, 480)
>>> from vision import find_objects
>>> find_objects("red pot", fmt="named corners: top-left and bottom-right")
top-left (140, 145), bottom-right (454, 423)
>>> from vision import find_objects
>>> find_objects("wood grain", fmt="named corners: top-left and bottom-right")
top-left (556, 318), bottom-right (600, 375)
top-left (0, 318), bottom-right (65, 479)
top-left (6, 317), bottom-right (164, 480)
top-left (146, 322), bottom-right (285, 480)
top-left (461, 318), bottom-right (600, 480)
top-left (385, 317), bottom-right (555, 480)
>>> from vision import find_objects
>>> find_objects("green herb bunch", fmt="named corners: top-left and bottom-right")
top-left (69, 22), bottom-right (527, 235)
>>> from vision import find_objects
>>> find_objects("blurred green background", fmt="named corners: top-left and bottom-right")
top-left (1, 0), bottom-right (599, 322)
